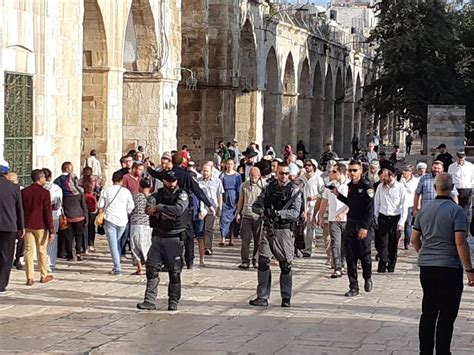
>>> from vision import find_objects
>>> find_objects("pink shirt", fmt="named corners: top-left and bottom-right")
top-left (122, 173), bottom-right (140, 194)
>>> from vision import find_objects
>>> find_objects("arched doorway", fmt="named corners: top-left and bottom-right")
top-left (235, 20), bottom-right (257, 148)
top-left (310, 62), bottom-right (324, 157)
top-left (343, 66), bottom-right (354, 155)
top-left (281, 52), bottom-right (296, 151)
top-left (263, 47), bottom-right (280, 150)
top-left (81, 0), bottom-right (108, 168)
top-left (323, 65), bottom-right (334, 144)
top-left (334, 67), bottom-right (344, 154)
top-left (122, 0), bottom-right (161, 160)
top-left (297, 58), bottom-right (311, 154)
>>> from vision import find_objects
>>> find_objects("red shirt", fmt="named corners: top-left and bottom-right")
top-left (21, 183), bottom-right (54, 234)
top-left (122, 173), bottom-right (140, 194)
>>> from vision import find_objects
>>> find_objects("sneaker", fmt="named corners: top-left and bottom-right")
top-left (330, 270), bottom-right (342, 278)
top-left (109, 270), bottom-right (123, 276)
top-left (205, 249), bottom-right (213, 256)
top-left (281, 298), bottom-right (291, 308)
top-left (13, 259), bottom-right (24, 270)
top-left (76, 254), bottom-right (83, 262)
top-left (168, 303), bottom-right (178, 311)
top-left (89, 246), bottom-right (96, 252)
top-left (137, 302), bottom-right (156, 310)
top-left (238, 263), bottom-right (250, 269)
top-left (249, 298), bottom-right (268, 307)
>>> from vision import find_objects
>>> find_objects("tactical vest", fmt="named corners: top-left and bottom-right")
top-left (267, 181), bottom-right (295, 228)
top-left (149, 187), bottom-right (187, 234)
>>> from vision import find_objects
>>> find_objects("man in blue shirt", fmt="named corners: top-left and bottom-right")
top-left (412, 173), bottom-right (474, 354)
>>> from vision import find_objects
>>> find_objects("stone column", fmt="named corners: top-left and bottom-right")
top-left (310, 96), bottom-right (324, 158)
top-left (360, 110), bottom-right (369, 148)
top-left (324, 97), bottom-right (335, 145)
top-left (343, 99), bottom-right (354, 156)
top-left (334, 100), bottom-right (344, 154)
top-left (297, 95), bottom-right (312, 150)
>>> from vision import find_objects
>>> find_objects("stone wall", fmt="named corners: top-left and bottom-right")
top-left (427, 105), bottom-right (466, 154)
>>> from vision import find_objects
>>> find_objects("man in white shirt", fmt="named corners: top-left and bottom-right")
top-left (366, 143), bottom-right (378, 164)
top-left (448, 151), bottom-right (473, 223)
top-left (374, 167), bottom-right (407, 273)
top-left (318, 162), bottom-right (350, 278)
top-left (84, 150), bottom-right (102, 179)
top-left (400, 165), bottom-right (419, 249)
top-left (198, 164), bottom-right (223, 258)
top-left (300, 159), bottom-right (324, 257)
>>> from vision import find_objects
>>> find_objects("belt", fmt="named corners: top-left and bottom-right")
top-left (379, 213), bottom-right (400, 220)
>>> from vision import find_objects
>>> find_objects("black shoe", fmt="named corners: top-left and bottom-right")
top-left (344, 289), bottom-right (359, 297)
top-left (238, 263), bottom-right (250, 269)
top-left (136, 302), bottom-right (157, 310)
top-left (249, 298), bottom-right (268, 307)
top-left (281, 298), bottom-right (291, 307)
top-left (387, 268), bottom-right (395, 273)
top-left (252, 260), bottom-right (257, 269)
top-left (364, 278), bottom-right (373, 292)
top-left (13, 259), bottom-right (23, 270)
top-left (377, 267), bottom-right (386, 273)
top-left (331, 270), bottom-right (342, 278)
top-left (205, 249), bottom-right (212, 256)
top-left (168, 303), bottom-right (178, 311)
top-left (302, 252), bottom-right (311, 258)
top-left (186, 263), bottom-right (193, 270)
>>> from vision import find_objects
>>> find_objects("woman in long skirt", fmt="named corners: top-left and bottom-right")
top-left (219, 159), bottom-right (242, 246)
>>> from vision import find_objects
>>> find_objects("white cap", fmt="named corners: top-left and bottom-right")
top-left (295, 160), bottom-right (304, 168)
top-left (416, 162), bottom-right (428, 170)
top-left (289, 163), bottom-right (299, 177)
top-left (0, 159), bottom-right (10, 173)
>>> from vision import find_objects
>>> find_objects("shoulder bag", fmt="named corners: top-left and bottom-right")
top-left (95, 187), bottom-right (122, 226)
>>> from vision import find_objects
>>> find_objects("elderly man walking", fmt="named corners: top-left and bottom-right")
top-left (236, 166), bottom-right (265, 269)
top-left (412, 173), bottom-right (474, 355)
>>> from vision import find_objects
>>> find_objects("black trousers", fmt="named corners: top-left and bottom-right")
top-left (376, 214), bottom-right (400, 271)
top-left (343, 221), bottom-right (372, 291)
top-left (457, 188), bottom-right (472, 224)
top-left (419, 266), bottom-right (463, 355)
top-left (87, 212), bottom-right (97, 247)
top-left (15, 235), bottom-right (24, 261)
top-left (65, 221), bottom-right (84, 258)
top-left (0, 231), bottom-right (17, 291)
top-left (406, 143), bottom-right (412, 155)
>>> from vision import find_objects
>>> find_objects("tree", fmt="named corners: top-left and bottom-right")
top-left (364, 0), bottom-right (470, 134)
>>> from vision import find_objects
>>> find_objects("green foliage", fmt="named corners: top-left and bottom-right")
top-left (364, 0), bottom-right (473, 135)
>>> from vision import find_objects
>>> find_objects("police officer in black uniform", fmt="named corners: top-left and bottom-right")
top-left (332, 160), bottom-right (374, 297)
top-left (249, 163), bottom-right (301, 308)
top-left (147, 154), bottom-right (215, 269)
top-left (137, 171), bottom-right (189, 311)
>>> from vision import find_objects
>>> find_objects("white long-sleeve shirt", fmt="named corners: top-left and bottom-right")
top-left (448, 161), bottom-right (473, 189)
top-left (374, 180), bottom-right (408, 226)
top-left (98, 185), bottom-right (135, 227)
top-left (301, 173), bottom-right (324, 212)
top-left (400, 176), bottom-right (419, 209)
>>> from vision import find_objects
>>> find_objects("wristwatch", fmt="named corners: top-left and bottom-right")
top-left (465, 268), bottom-right (474, 273)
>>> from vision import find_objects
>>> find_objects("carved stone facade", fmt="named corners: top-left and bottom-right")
top-left (1, 0), bottom-right (181, 180)
top-left (178, 0), bottom-right (373, 162)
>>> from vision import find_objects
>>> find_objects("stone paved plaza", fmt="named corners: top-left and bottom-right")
top-left (1, 237), bottom-right (473, 354)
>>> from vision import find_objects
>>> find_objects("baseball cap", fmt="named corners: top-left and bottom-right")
top-left (163, 170), bottom-right (178, 182)
top-left (161, 151), bottom-right (172, 161)
top-left (436, 144), bottom-right (447, 149)
top-left (0, 159), bottom-right (10, 174)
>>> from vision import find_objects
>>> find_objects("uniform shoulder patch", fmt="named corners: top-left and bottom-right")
top-left (367, 188), bottom-right (374, 198)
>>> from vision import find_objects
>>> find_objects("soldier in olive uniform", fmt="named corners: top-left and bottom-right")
top-left (137, 171), bottom-right (189, 311)
top-left (249, 163), bottom-right (301, 308)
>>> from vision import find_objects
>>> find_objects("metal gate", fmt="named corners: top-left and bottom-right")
top-left (4, 72), bottom-right (33, 186)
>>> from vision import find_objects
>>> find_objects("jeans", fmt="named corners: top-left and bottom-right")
top-left (104, 220), bottom-right (127, 272)
top-left (419, 266), bottom-right (463, 355)
top-left (329, 221), bottom-right (346, 271)
top-left (47, 219), bottom-right (59, 268)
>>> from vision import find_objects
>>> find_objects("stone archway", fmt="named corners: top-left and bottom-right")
top-left (311, 61), bottom-right (324, 157)
top-left (281, 52), bottom-right (296, 151)
top-left (263, 47), bottom-right (280, 150)
top-left (81, 0), bottom-right (108, 169)
top-left (323, 65), bottom-right (334, 144)
top-left (235, 20), bottom-right (258, 148)
top-left (297, 58), bottom-right (311, 153)
top-left (343, 66), bottom-right (354, 155)
top-left (122, 0), bottom-right (161, 161)
top-left (334, 67), bottom-right (344, 154)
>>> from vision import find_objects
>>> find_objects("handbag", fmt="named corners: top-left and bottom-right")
top-left (59, 214), bottom-right (69, 231)
top-left (95, 186), bottom-right (122, 226)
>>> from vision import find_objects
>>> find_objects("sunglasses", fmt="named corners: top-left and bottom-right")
top-left (329, 170), bottom-right (338, 174)
top-left (348, 169), bottom-right (359, 173)
top-left (278, 171), bottom-right (290, 176)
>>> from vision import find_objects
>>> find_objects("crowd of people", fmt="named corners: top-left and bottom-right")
top-left (0, 135), bottom-right (473, 353)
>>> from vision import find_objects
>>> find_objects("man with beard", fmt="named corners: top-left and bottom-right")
top-left (413, 161), bottom-right (458, 217)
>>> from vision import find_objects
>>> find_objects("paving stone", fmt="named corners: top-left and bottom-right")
top-left (1, 237), bottom-right (473, 353)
